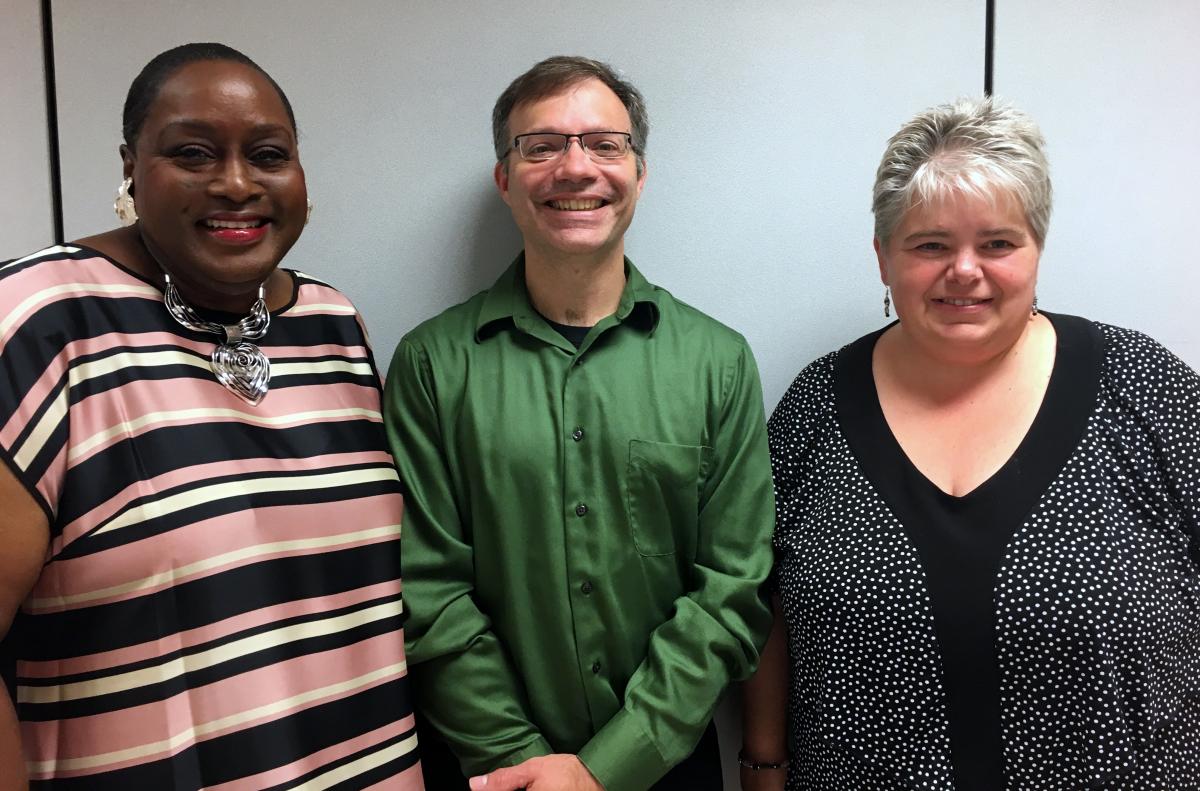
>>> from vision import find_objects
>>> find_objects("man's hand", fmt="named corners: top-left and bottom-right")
top-left (468, 754), bottom-right (604, 791)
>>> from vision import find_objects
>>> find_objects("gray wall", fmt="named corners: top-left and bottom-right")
top-left (997, 0), bottom-right (1200, 365)
top-left (0, 0), bottom-right (54, 252)
top-left (3, 1), bottom-right (1198, 787)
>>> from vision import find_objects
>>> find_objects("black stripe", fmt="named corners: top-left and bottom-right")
top-left (63, 347), bottom-right (378, 402)
top-left (0, 347), bottom-right (68, 457)
top-left (57, 474), bottom-right (400, 560)
top-left (984, 0), bottom-right (995, 95)
top-left (269, 370), bottom-right (380, 389)
top-left (319, 736), bottom-right (423, 791)
top-left (1, 295), bottom-right (180, 400)
top-left (28, 676), bottom-right (415, 790)
top-left (86, 459), bottom-right (392, 521)
top-left (56, 420), bottom-right (391, 527)
top-left (40, 0), bottom-right (64, 244)
top-left (14, 541), bottom-right (403, 660)
top-left (4, 293), bottom-right (376, 404)
top-left (273, 725), bottom-right (419, 791)
top-left (20, 612), bottom-right (406, 722)
top-left (21, 592), bottom-right (404, 689)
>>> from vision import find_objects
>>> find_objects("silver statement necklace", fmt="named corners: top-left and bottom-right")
top-left (162, 272), bottom-right (272, 405)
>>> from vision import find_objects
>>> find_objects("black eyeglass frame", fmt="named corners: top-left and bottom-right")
top-left (510, 131), bottom-right (634, 162)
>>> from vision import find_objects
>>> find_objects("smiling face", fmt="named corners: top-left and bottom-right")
top-left (876, 189), bottom-right (1040, 363)
top-left (494, 78), bottom-right (645, 264)
top-left (123, 59), bottom-right (307, 309)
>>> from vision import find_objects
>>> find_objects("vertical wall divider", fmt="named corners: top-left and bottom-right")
top-left (984, 0), bottom-right (996, 95)
top-left (41, 0), bottom-right (65, 244)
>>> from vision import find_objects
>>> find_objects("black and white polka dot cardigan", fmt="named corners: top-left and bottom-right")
top-left (769, 318), bottom-right (1199, 790)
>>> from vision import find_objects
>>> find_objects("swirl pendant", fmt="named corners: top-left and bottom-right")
top-left (162, 274), bottom-right (272, 405)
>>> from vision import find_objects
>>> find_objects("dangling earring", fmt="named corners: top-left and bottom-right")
top-left (883, 286), bottom-right (891, 318)
top-left (305, 198), bottom-right (313, 226)
top-left (1031, 293), bottom-right (1039, 317)
top-left (114, 177), bottom-right (138, 225)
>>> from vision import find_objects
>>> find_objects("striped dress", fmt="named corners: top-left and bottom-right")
top-left (0, 245), bottom-right (422, 789)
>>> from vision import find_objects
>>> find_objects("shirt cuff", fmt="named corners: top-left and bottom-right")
top-left (577, 708), bottom-right (668, 791)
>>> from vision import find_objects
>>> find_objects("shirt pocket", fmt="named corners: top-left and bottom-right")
top-left (625, 439), bottom-right (705, 557)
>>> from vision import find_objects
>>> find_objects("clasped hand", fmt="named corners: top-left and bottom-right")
top-left (468, 754), bottom-right (604, 791)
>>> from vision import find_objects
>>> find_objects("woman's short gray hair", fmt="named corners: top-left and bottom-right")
top-left (872, 97), bottom-right (1052, 248)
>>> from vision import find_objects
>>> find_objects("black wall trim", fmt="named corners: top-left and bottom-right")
top-left (41, 0), bottom-right (65, 244)
top-left (984, 0), bottom-right (995, 95)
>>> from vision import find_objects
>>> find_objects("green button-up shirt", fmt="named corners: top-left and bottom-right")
top-left (384, 256), bottom-right (774, 790)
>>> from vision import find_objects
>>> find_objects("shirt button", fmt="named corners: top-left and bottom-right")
top-left (572, 427), bottom-right (585, 442)
top-left (575, 503), bottom-right (588, 517)
top-left (581, 581), bottom-right (594, 595)
top-left (592, 661), bottom-right (602, 674)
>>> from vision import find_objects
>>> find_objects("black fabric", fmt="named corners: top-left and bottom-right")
top-left (651, 721), bottom-right (722, 790)
top-left (833, 312), bottom-right (1104, 789)
top-left (542, 317), bottom-right (592, 349)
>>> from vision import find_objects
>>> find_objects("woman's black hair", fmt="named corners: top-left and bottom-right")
top-left (122, 42), bottom-right (297, 148)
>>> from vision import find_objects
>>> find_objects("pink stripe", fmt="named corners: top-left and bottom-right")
top-left (19, 577), bottom-right (404, 679)
top-left (205, 714), bottom-right (418, 791)
top-left (1, 331), bottom-right (205, 453)
top-left (31, 492), bottom-right (403, 607)
top-left (293, 281), bottom-right (353, 307)
top-left (55, 449), bottom-right (396, 552)
top-left (22, 630), bottom-right (410, 773)
top-left (0, 267), bottom-right (154, 352)
top-left (66, 379), bottom-right (382, 468)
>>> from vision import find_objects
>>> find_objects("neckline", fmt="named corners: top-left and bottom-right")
top-left (836, 311), bottom-right (1104, 508)
top-left (66, 242), bottom-right (301, 318)
top-left (874, 319), bottom-right (1059, 502)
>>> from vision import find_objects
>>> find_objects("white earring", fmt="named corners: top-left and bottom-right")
top-left (114, 177), bottom-right (138, 226)
top-left (305, 198), bottom-right (313, 226)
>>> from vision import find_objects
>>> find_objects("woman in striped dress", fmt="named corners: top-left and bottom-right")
top-left (0, 43), bottom-right (422, 789)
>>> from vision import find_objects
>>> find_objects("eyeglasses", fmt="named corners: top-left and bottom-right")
top-left (511, 132), bottom-right (633, 162)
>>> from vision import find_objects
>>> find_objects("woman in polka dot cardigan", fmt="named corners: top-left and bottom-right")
top-left (741, 98), bottom-right (1200, 791)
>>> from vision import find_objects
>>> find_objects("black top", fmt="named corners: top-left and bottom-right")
top-left (542, 316), bottom-right (592, 349)
top-left (834, 314), bottom-right (1102, 789)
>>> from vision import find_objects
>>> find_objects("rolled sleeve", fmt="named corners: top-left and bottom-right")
top-left (385, 338), bottom-right (552, 774)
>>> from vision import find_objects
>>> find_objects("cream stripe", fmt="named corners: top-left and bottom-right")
top-left (271, 360), bottom-right (373, 376)
top-left (18, 599), bottom-right (405, 705)
top-left (71, 350), bottom-right (209, 384)
top-left (15, 352), bottom-right (205, 472)
top-left (2, 281), bottom-right (160, 339)
top-left (1, 245), bottom-right (80, 271)
top-left (286, 303), bottom-right (356, 316)
top-left (28, 523), bottom-right (401, 611)
top-left (69, 406), bottom-right (381, 462)
top-left (25, 660), bottom-right (407, 774)
top-left (92, 466), bottom-right (398, 536)
top-left (12, 386), bottom-right (68, 472)
top-left (294, 731), bottom-right (420, 791)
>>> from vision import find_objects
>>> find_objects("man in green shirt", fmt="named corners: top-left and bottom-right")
top-left (384, 56), bottom-right (775, 791)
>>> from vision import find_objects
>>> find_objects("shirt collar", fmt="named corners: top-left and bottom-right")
top-left (475, 252), bottom-right (662, 342)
